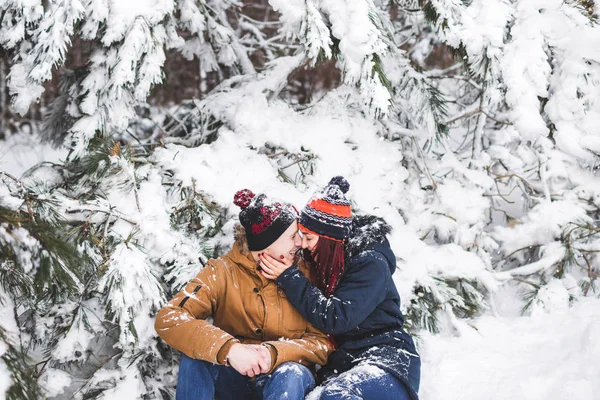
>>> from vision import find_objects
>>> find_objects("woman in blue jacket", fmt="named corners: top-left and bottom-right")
top-left (259, 177), bottom-right (420, 400)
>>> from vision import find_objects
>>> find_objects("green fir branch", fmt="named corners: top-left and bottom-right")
top-left (0, 327), bottom-right (44, 400)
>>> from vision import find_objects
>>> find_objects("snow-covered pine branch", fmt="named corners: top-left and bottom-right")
top-left (0, 0), bottom-right (281, 158)
top-left (422, 0), bottom-right (600, 312)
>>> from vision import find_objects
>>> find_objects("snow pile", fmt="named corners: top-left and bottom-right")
top-left (420, 295), bottom-right (600, 400)
top-left (0, 131), bottom-right (66, 176)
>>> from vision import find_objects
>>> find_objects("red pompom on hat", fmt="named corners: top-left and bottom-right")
top-left (234, 189), bottom-right (255, 209)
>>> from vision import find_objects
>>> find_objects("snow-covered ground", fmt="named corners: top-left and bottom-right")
top-left (420, 289), bottom-right (600, 400)
top-left (3, 140), bottom-right (599, 400)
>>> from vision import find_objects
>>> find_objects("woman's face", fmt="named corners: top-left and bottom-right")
top-left (300, 230), bottom-right (319, 253)
top-left (265, 220), bottom-right (302, 264)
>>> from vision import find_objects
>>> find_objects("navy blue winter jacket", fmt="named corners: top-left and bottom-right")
top-left (276, 215), bottom-right (420, 399)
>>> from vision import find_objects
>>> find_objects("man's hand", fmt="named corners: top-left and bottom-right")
top-left (246, 344), bottom-right (273, 374)
top-left (227, 344), bottom-right (272, 377)
top-left (259, 253), bottom-right (293, 280)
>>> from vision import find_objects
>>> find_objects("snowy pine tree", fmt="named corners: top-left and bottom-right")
top-left (1, 171), bottom-right (84, 399)
top-left (421, 0), bottom-right (600, 315)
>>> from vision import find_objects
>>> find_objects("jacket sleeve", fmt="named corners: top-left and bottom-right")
top-left (276, 251), bottom-right (389, 335)
top-left (263, 320), bottom-right (333, 372)
top-left (154, 260), bottom-right (239, 364)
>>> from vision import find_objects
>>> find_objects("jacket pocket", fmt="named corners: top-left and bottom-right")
top-left (278, 288), bottom-right (307, 334)
top-left (178, 284), bottom-right (202, 308)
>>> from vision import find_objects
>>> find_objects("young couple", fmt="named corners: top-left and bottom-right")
top-left (155, 177), bottom-right (421, 400)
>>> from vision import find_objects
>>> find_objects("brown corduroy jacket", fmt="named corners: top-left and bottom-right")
top-left (154, 230), bottom-right (333, 372)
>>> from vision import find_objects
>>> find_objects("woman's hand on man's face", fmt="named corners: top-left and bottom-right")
top-left (258, 253), bottom-right (293, 280)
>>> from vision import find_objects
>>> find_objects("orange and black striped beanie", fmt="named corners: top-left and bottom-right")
top-left (299, 176), bottom-right (352, 242)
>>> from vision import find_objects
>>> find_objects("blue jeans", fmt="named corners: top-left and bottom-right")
top-left (317, 365), bottom-right (412, 400)
top-left (176, 354), bottom-right (315, 400)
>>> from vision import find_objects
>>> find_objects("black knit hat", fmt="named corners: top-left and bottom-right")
top-left (299, 176), bottom-right (352, 242)
top-left (234, 189), bottom-right (298, 251)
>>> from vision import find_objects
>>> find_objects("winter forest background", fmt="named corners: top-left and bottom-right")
top-left (1, 0), bottom-right (599, 398)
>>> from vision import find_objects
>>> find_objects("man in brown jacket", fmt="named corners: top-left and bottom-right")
top-left (155, 189), bottom-right (333, 400)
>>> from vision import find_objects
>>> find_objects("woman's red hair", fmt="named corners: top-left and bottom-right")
top-left (303, 237), bottom-right (345, 296)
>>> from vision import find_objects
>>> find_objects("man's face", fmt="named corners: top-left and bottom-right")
top-left (265, 220), bottom-right (302, 263)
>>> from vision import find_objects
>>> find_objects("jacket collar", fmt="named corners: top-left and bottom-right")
top-left (225, 224), bottom-right (269, 283)
top-left (227, 241), bottom-right (258, 271)
top-left (346, 215), bottom-right (392, 259)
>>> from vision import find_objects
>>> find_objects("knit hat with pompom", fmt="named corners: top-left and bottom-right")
top-left (299, 176), bottom-right (352, 242)
top-left (233, 189), bottom-right (298, 251)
